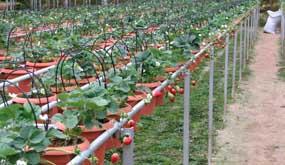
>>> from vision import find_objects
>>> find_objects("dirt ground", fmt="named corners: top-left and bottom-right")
top-left (213, 30), bottom-right (285, 165)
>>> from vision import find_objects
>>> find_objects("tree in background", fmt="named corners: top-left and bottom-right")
top-left (261, 0), bottom-right (280, 11)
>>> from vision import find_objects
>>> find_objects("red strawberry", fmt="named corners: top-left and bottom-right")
top-left (191, 80), bottom-right (197, 86)
top-left (127, 119), bottom-right (136, 127)
top-left (123, 136), bottom-right (133, 145)
top-left (179, 88), bottom-right (184, 94)
top-left (111, 153), bottom-right (120, 163)
top-left (169, 97), bottom-right (175, 102)
top-left (166, 85), bottom-right (172, 91)
top-left (204, 53), bottom-right (210, 58)
top-left (170, 88), bottom-right (177, 96)
top-left (153, 91), bottom-right (162, 97)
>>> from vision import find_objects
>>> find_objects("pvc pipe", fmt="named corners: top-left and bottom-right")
top-left (0, 100), bottom-right (13, 108)
top-left (0, 65), bottom-right (55, 89)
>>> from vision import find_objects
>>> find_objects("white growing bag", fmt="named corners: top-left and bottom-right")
top-left (264, 9), bottom-right (282, 34)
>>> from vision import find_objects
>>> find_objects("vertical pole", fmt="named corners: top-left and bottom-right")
top-left (208, 47), bottom-right (215, 165)
top-left (39, 0), bottom-right (42, 11)
top-left (183, 71), bottom-right (191, 165)
top-left (246, 17), bottom-right (250, 60)
top-left (243, 18), bottom-right (247, 69)
top-left (30, 0), bottom-right (33, 10)
top-left (64, 0), bottom-right (68, 8)
top-left (6, 0), bottom-right (8, 11)
top-left (281, 13), bottom-right (285, 56)
top-left (223, 33), bottom-right (229, 119)
top-left (34, 0), bottom-right (37, 10)
top-left (250, 9), bottom-right (252, 48)
top-left (239, 21), bottom-right (243, 81)
top-left (231, 30), bottom-right (238, 97)
top-left (122, 128), bottom-right (134, 165)
top-left (10, 0), bottom-right (11, 10)
top-left (253, 9), bottom-right (256, 41)
top-left (255, 7), bottom-right (259, 40)
top-left (248, 14), bottom-right (251, 50)
top-left (250, 13), bottom-right (253, 47)
top-left (47, 0), bottom-right (50, 9)
top-left (102, 0), bottom-right (107, 5)
top-left (281, 14), bottom-right (284, 41)
top-left (256, 8), bottom-right (259, 38)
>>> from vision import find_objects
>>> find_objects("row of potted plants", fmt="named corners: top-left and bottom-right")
top-left (0, 0), bottom-right (257, 164)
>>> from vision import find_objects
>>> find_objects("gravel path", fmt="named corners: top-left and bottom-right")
top-left (213, 30), bottom-right (285, 165)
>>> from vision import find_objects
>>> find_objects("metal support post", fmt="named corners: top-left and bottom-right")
top-left (208, 47), bottom-right (215, 165)
top-left (122, 128), bottom-right (135, 165)
top-left (253, 9), bottom-right (256, 41)
top-left (6, 0), bottom-right (8, 11)
top-left (239, 21), bottom-right (243, 81)
top-left (250, 12), bottom-right (254, 48)
top-left (256, 8), bottom-right (259, 40)
top-left (243, 18), bottom-right (247, 68)
top-left (246, 17), bottom-right (250, 60)
top-left (281, 14), bottom-right (285, 55)
top-left (248, 14), bottom-right (252, 50)
top-left (183, 71), bottom-right (191, 165)
top-left (223, 33), bottom-right (229, 119)
top-left (34, 0), bottom-right (37, 10)
top-left (231, 30), bottom-right (238, 97)
top-left (39, 0), bottom-right (42, 11)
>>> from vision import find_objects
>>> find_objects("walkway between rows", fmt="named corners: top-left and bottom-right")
top-left (213, 30), bottom-right (285, 164)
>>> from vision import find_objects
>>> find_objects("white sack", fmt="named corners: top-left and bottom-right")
top-left (264, 9), bottom-right (282, 34)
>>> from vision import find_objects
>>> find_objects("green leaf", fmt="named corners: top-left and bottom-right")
top-left (24, 151), bottom-right (40, 165)
top-left (12, 137), bottom-right (26, 149)
top-left (52, 111), bottom-right (79, 129)
top-left (47, 128), bottom-right (67, 139)
top-left (149, 48), bottom-right (162, 57)
top-left (117, 82), bottom-right (131, 93)
top-left (23, 102), bottom-right (41, 117)
top-left (96, 111), bottom-right (107, 120)
top-left (0, 143), bottom-right (18, 157)
top-left (63, 111), bottom-right (79, 129)
top-left (30, 129), bottom-right (46, 144)
top-left (51, 113), bottom-right (63, 123)
top-left (110, 76), bottom-right (123, 84)
top-left (31, 138), bottom-right (50, 152)
top-left (20, 126), bottom-right (33, 139)
top-left (94, 97), bottom-right (110, 107)
top-left (108, 101), bottom-right (119, 113)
